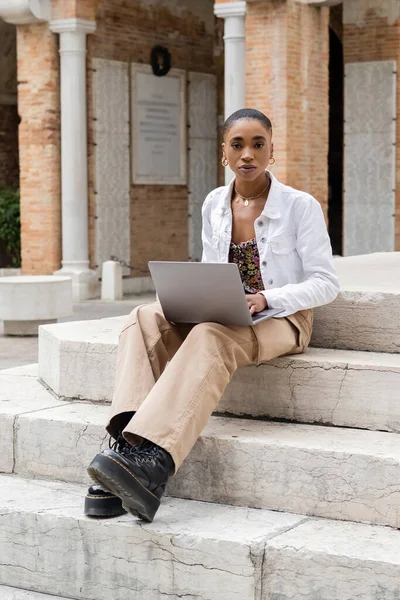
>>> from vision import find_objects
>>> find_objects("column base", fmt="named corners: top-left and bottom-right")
top-left (4, 319), bottom-right (57, 337)
top-left (54, 264), bottom-right (99, 302)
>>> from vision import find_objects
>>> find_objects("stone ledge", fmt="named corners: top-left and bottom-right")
top-left (2, 474), bottom-right (400, 600)
top-left (313, 252), bottom-right (400, 353)
top-left (7, 398), bottom-right (400, 528)
top-left (0, 474), bottom-right (304, 600)
top-left (0, 366), bottom-right (67, 473)
top-left (38, 316), bottom-right (124, 401)
top-left (312, 290), bottom-right (400, 352)
top-left (170, 416), bottom-right (400, 528)
top-left (220, 347), bottom-right (400, 432)
top-left (0, 586), bottom-right (69, 600)
top-left (264, 518), bottom-right (400, 600)
top-left (38, 313), bottom-right (400, 432)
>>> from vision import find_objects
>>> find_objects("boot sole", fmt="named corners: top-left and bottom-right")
top-left (84, 493), bottom-right (126, 518)
top-left (87, 453), bottom-right (160, 523)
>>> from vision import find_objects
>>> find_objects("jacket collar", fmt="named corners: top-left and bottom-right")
top-left (219, 170), bottom-right (282, 219)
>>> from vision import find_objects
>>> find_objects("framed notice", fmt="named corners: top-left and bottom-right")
top-left (131, 63), bottom-right (187, 185)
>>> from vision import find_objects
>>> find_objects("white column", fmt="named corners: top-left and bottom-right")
top-left (214, 1), bottom-right (246, 184)
top-left (49, 18), bottom-right (97, 301)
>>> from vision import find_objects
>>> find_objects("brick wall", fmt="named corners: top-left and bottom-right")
top-left (88, 0), bottom-right (217, 275)
top-left (343, 1), bottom-right (400, 250)
top-left (245, 0), bottom-right (329, 216)
top-left (51, 0), bottom-right (96, 20)
top-left (17, 24), bottom-right (61, 274)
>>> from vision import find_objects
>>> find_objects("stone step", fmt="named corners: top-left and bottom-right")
top-left (3, 374), bottom-right (400, 528)
top-left (38, 316), bottom-right (400, 432)
top-left (312, 289), bottom-right (400, 353)
top-left (0, 365), bottom-right (68, 474)
top-left (312, 252), bottom-right (400, 353)
top-left (2, 475), bottom-right (400, 600)
top-left (221, 347), bottom-right (400, 431)
top-left (0, 474), bottom-right (304, 600)
top-left (0, 586), bottom-right (71, 599)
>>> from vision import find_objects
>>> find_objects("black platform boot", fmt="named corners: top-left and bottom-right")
top-left (84, 435), bottom-right (129, 518)
top-left (87, 438), bottom-right (174, 523)
top-left (84, 484), bottom-right (126, 518)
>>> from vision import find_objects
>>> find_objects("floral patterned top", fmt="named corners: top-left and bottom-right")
top-left (228, 238), bottom-right (265, 294)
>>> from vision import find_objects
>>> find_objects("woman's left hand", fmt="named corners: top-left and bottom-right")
top-left (246, 293), bottom-right (268, 315)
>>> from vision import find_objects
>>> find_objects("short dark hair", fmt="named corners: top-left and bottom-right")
top-left (223, 108), bottom-right (272, 137)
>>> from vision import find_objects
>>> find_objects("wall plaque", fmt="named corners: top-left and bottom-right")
top-left (131, 64), bottom-right (187, 185)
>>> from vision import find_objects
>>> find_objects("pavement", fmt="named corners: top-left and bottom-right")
top-left (0, 293), bottom-right (156, 371)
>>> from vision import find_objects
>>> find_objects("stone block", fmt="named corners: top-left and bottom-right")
top-left (0, 474), bottom-right (303, 600)
top-left (101, 260), bottom-right (123, 301)
top-left (169, 417), bottom-right (400, 528)
top-left (10, 399), bottom-right (400, 528)
top-left (220, 347), bottom-right (400, 432)
top-left (0, 368), bottom-right (65, 473)
top-left (15, 402), bottom-right (110, 483)
top-left (312, 290), bottom-right (400, 352)
top-left (263, 518), bottom-right (400, 600)
top-left (38, 316), bottom-right (125, 400)
top-left (37, 314), bottom-right (400, 431)
top-left (314, 254), bottom-right (400, 352)
top-left (0, 587), bottom-right (68, 599)
top-left (0, 275), bottom-right (73, 336)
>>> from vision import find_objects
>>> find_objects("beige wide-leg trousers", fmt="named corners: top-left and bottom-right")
top-left (107, 302), bottom-right (313, 472)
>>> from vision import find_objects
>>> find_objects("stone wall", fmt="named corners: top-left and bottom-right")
top-left (88, 0), bottom-right (217, 275)
top-left (343, 0), bottom-right (400, 251)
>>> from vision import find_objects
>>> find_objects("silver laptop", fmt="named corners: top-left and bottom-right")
top-left (148, 261), bottom-right (284, 326)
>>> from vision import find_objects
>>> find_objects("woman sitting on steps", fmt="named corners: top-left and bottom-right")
top-left (85, 108), bottom-right (340, 523)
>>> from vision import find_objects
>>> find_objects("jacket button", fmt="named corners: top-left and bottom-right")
top-left (262, 261), bottom-right (267, 267)
top-left (258, 220), bottom-right (264, 227)
top-left (261, 237), bottom-right (266, 243)
top-left (268, 278), bottom-right (274, 285)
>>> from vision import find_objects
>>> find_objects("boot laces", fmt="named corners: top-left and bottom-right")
top-left (109, 434), bottom-right (159, 463)
top-left (126, 439), bottom-right (159, 463)
top-left (108, 434), bottom-right (128, 453)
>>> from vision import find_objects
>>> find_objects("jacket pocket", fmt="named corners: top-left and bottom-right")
top-left (269, 234), bottom-right (297, 255)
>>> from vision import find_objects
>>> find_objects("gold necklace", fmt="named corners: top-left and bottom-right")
top-left (234, 179), bottom-right (270, 207)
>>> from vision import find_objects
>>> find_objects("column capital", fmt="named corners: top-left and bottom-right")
top-left (214, 1), bottom-right (247, 19)
top-left (49, 18), bottom-right (96, 35)
top-left (0, 0), bottom-right (51, 25)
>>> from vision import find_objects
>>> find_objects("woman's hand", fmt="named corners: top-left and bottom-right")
top-left (246, 293), bottom-right (268, 315)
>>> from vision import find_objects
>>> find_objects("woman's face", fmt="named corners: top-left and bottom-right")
top-left (222, 119), bottom-right (273, 182)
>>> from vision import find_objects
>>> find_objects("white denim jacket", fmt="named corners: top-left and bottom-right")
top-left (201, 171), bottom-right (340, 317)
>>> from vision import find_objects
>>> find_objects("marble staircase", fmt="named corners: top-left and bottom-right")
top-left (2, 252), bottom-right (400, 600)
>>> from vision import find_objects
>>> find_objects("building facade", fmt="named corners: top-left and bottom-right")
top-left (0, 0), bottom-right (398, 299)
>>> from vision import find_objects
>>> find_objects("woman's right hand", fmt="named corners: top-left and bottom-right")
top-left (246, 293), bottom-right (267, 315)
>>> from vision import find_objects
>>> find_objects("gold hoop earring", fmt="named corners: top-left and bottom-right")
top-left (269, 157), bottom-right (276, 165)
top-left (221, 156), bottom-right (228, 167)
